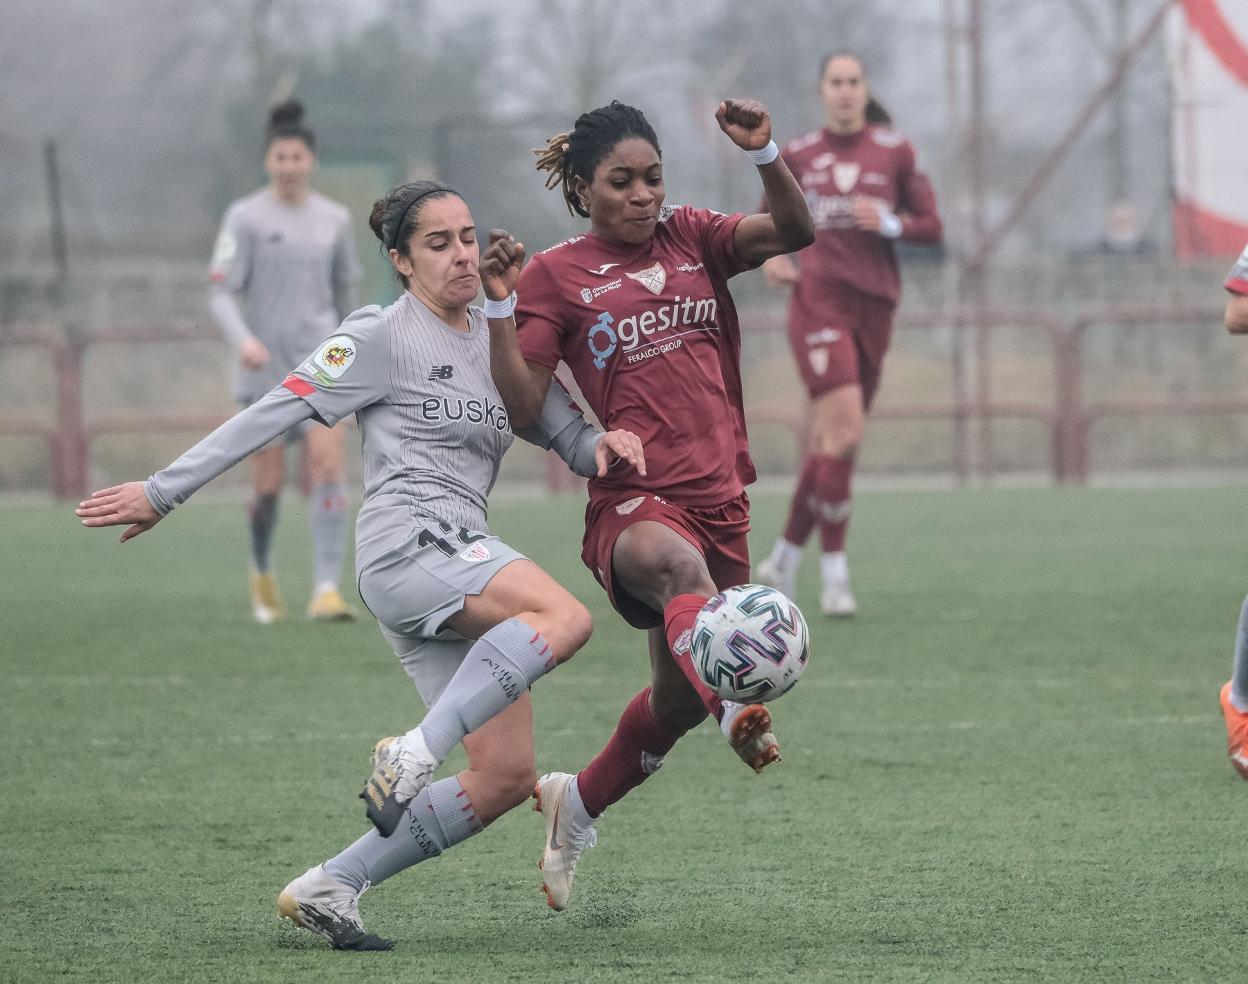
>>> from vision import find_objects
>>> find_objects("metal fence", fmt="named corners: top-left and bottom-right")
top-left (1, 301), bottom-right (1236, 499)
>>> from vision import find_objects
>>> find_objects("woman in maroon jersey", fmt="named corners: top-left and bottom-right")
top-left (755, 52), bottom-right (942, 617)
top-left (480, 97), bottom-right (814, 911)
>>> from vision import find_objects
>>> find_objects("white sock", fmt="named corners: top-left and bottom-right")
top-left (719, 700), bottom-right (743, 738)
top-left (767, 539), bottom-right (803, 578)
top-left (821, 551), bottom-right (849, 587)
top-left (566, 775), bottom-right (596, 831)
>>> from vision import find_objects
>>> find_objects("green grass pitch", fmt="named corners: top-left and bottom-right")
top-left (3, 487), bottom-right (1246, 982)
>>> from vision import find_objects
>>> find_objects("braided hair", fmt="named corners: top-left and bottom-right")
top-left (535, 101), bottom-right (661, 217)
top-left (368, 180), bottom-right (461, 286)
top-left (265, 99), bottom-right (316, 150)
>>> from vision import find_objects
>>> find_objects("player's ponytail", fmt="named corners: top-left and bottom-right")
top-left (265, 98), bottom-right (315, 150)
top-left (535, 101), bottom-right (661, 217)
top-left (368, 180), bottom-right (461, 287)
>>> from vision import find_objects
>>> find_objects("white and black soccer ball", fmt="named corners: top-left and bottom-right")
top-left (690, 584), bottom-right (810, 703)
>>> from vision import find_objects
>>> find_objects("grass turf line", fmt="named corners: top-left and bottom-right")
top-left (2, 487), bottom-right (1246, 982)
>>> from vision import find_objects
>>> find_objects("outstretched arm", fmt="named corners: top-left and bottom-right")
top-left (76, 386), bottom-right (314, 541)
top-left (718, 99), bottom-right (815, 266)
top-left (515, 378), bottom-right (646, 479)
top-left (481, 229), bottom-right (556, 429)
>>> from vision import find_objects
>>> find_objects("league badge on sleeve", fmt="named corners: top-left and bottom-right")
top-left (313, 336), bottom-right (357, 380)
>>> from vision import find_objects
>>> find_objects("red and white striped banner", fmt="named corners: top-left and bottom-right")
top-left (1170, 0), bottom-right (1248, 256)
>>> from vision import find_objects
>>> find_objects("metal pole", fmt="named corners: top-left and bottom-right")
top-left (43, 140), bottom-right (69, 305)
top-left (967, 0), bottom-right (992, 480)
top-left (943, 0), bottom-right (971, 485)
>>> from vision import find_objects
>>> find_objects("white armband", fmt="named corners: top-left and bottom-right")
top-left (483, 292), bottom-right (517, 319)
top-left (745, 140), bottom-right (780, 167)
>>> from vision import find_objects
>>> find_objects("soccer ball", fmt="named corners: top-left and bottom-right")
top-left (690, 584), bottom-right (810, 703)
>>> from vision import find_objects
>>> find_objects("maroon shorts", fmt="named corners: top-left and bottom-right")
top-left (788, 278), bottom-right (897, 408)
top-left (581, 490), bottom-right (752, 630)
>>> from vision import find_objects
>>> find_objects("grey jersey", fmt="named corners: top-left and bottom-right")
top-left (208, 188), bottom-right (361, 402)
top-left (145, 294), bottom-right (606, 570)
top-left (286, 294), bottom-right (512, 562)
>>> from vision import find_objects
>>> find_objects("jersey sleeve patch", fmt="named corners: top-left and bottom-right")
top-left (312, 335), bottom-right (357, 380)
top-left (283, 375), bottom-right (316, 397)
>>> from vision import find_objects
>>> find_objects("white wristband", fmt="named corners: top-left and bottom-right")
top-left (483, 292), bottom-right (517, 319)
top-left (745, 140), bottom-right (780, 166)
top-left (875, 205), bottom-right (902, 240)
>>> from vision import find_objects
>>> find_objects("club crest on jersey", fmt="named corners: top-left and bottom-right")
top-left (460, 542), bottom-right (492, 563)
top-left (314, 336), bottom-right (356, 379)
top-left (616, 495), bottom-right (645, 516)
top-left (626, 262), bottom-right (666, 295)
top-left (809, 348), bottom-right (830, 376)
top-left (833, 162), bottom-right (860, 194)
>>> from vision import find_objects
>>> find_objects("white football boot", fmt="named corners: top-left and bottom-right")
top-left (754, 555), bottom-right (797, 601)
top-left (277, 865), bottom-right (392, 950)
top-left (533, 772), bottom-right (597, 911)
top-left (820, 580), bottom-right (857, 617)
top-left (361, 732), bottom-right (436, 837)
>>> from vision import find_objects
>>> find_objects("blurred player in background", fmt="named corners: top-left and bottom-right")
top-left (78, 181), bottom-right (646, 950)
top-left (755, 52), bottom-right (942, 616)
top-left (207, 99), bottom-right (362, 623)
top-left (1218, 242), bottom-right (1248, 779)
top-left (485, 97), bottom-right (814, 910)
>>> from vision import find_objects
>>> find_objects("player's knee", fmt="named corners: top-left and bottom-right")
top-left (650, 550), bottom-right (715, 603)
top-left (813, 421), bottom-right (861, 458)
top-left (539, 598), bottom-right (592, 662)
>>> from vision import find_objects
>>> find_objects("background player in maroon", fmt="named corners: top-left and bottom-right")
top-left (481, 97), bottom-right (814, 910)
top-left (1218, 243), bottom-right (1248, 779)
top-left (755, 52), bottom-right (942, 616)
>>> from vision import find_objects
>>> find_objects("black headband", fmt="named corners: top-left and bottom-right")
top-left (388, 188), bottom-right (445, 252)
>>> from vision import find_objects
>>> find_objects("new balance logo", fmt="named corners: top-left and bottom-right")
top-left (428, 365), bottom-right (454, 381)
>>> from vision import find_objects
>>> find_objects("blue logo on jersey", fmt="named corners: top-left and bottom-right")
top-left (587, 312), bottom-right (617, 370)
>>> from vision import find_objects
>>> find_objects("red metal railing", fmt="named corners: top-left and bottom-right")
top-left (0, 304), bottom-right (1233, 497)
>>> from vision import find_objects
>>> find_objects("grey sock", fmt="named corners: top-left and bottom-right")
top-left (323, 776), bottom-right (482, 890)
top-left (248, 493), bottom-right (279, 573)
top-left (1232, 594), bottom-right (1248, 708)
top-left (310, 483), bottom-right (349, 588)
top-left (418, 618), bottom-right (557, 762)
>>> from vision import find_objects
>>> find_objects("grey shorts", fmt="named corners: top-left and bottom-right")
top-left (358, 520), bottom-right (526, 706)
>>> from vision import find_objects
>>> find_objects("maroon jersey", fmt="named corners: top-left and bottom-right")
top-left (516, 205), bottom-right (756, 506)
top-left (770, 125), bottom-right (941, 305)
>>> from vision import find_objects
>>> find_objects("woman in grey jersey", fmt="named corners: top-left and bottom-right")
top-left (77, 181), bottom-right (645, 951)
top-left (208, 99), bottom-right (362, 624)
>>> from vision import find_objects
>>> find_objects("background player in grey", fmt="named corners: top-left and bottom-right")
top-left (207, 99), bottom-right (362, 623)
top-left (77, 181), bottom-right (646, 951)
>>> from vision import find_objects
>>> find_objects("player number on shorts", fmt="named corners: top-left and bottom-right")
top-left (417, 520), bottom-right (488, 557)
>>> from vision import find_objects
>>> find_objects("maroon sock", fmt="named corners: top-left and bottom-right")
top-left (664, 593), bottom-right (723, 717)
top-left (576, 688), bottom-right (683, 816)
top-left (816, 456), bottom-right (854, 553)
top-left (781, 457), bottom-right (820, 546)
